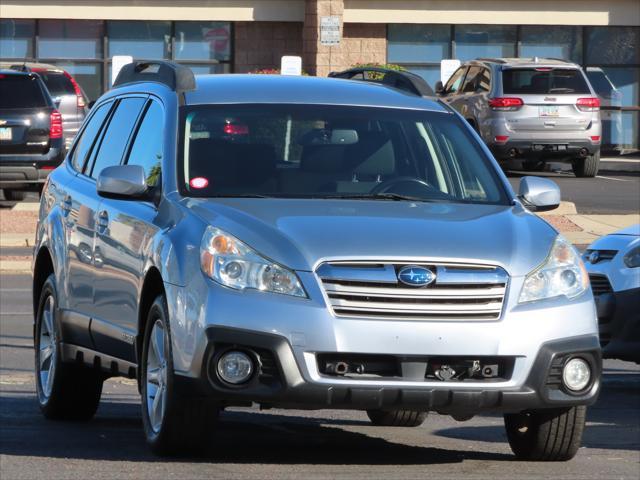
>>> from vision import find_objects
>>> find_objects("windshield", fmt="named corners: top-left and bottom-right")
top-left (502, 68), bottom-right (591, 95)
top-left (180, 104), bottom-right (509, 205)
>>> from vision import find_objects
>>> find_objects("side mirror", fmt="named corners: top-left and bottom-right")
top-left (518, 176), bottom-right (560, 212)
top-left (97, 164), bottom-right (148, 200)
top-left (435, 81), bottom-right (444, 95)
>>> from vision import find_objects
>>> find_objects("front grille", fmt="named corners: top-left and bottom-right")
top-left (584, 249), bottom-right (618, 263)
top-left (589, 274), bottom-right (613, 296)
top-left (317, 261), bottom-right (508, 320)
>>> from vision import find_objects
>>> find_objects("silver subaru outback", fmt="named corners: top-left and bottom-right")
top-left (437, 58), bottom-right (602, 177)
top-left (32, 61), bottom-right (600, 459)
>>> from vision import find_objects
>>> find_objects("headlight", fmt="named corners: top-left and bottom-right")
top-left (519, 236), bottom-right (589, 303)
top-left (200, 226), bottom-right (306, 297)
top-left (623, 245), bottom-right (640, 268)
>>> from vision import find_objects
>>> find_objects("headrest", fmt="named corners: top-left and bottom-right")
top-left (301, 145), bottom-right (346, 173)
top-left (350, 132), bottom-right (395, 176)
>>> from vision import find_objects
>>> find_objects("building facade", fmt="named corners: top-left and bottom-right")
top-left (1, 0), bottom-right (639, 149)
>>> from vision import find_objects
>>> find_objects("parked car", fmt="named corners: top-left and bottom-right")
top-left (584, 225), bottom-right (640, 363)
top-left (1, 62), bottom-right (89, 151)
top-left (436, 58), bottom-right (602, 177)
top-left (33, 61), bottom-right (600, 460)
top-left (585, 67), bottom-right (623, 152)
top-left (0, 68), bottom-right (65, 201)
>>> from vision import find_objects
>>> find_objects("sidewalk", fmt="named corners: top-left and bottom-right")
top-left (1, 201), bottom-right (638, 272)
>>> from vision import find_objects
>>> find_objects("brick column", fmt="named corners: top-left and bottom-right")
top-left (303, 0), bottom-right (344, 77)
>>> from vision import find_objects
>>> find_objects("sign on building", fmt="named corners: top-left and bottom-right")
top-left (440, 59), bottom-right (461, 84)
top-left (281, 56), bottom-right (302, 76)
top-left (111, 55), bottom-right (133, 85)
top-left (320, 16), bottom-right (341, 46)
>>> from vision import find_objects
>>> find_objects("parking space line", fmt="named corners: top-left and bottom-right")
top-left (595, 175), bottom-right (631, 182)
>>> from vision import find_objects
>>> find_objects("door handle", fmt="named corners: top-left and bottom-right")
top-left (97, 210), bottom-right (109, 232)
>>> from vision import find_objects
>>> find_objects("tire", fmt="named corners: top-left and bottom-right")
top-left (4, 190), bottom-right (26, 201)
top-left (572, 151), bottom-right (600, 178)
top-left (34, 274), bottom-right (103, 421)
top-left (141, 295), bottom-right (219, 456)
top-left (366, 410), bottom-right (428, 427)
top-left (504, 406), bottom-right (587, 461)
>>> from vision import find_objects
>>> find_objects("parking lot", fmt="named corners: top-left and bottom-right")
top-left (0, 275), bottom-right (638, 480)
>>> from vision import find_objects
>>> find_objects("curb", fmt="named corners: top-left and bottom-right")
top-left (0, 260), bottom-right (31, 273)
top-left (0, 234), bottom-right (35, 247)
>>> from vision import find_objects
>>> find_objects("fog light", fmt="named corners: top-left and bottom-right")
top-left (562, 357), bottom-right (591, 392)
top-left (217, 351), bottom-right (254, 384)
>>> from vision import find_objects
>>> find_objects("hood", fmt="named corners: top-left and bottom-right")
top-left (186, 198), bottom-right (557, 277)
top-left (612, 224), bottom-right (640, 237)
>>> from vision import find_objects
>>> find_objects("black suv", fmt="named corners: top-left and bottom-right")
top-left (0, 69), bottom-right (65, 200)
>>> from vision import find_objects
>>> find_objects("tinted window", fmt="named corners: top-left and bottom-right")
top-left (181, 104), bottom-right (508, 205)
top-left (461, 67), bottom-right (482, 93)
top-left (126, 101), bottom-right (163, 187)
top-left (70, 101), bottom-right (112, 171)
top-left (37, 72), bottom-right (75, 98)
top-left (0, 75), bottom-right (48, 108)
top-left (89, 97), bottom-right (146, 178)
top-left (445, 67), bottom-right (467, 94)
top-left (502, 69), bottom-right (590, 95)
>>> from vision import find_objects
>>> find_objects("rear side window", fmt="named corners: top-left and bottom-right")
top-left (37, 72), bottom-right (75, 98)
top-left (89, 97), bottom-right (146, 179)
top-left (461, 67), bottom-right (482, 93)
top-left (502, 68), bottom-right (591, 95)
top-left (0, 74), bottom-right (48, 108)
top-left (70, 101), bottom-right (112, 171)
top-left (444, 67), bottom-right (467, 94)
top-left (126, 100), bottom-right (164, 187)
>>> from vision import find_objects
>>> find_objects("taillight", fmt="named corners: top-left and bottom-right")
top-left (223, 124), bottom-right (249, 135)
top-left (50, 110), bottom-right (63, 139)
top-left (590, 135), bottom-right (601, 143)
top-left (64, 71), bottom-right (86, 108)
top-left (488, 97), bottom-right (524, 111)
top-left (494, 135), bottom-right (509, 144)
top-left (576, 97), bottom-right (600, 112)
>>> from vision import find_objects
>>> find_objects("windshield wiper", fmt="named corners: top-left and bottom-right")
top-left (320, 193), bottom-right (450, 202)
top-left (209, 194), bottom-right (271, 198)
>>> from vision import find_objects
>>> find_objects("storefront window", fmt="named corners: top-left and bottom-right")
top-left (455, 25), bottom-right (516, 61)
top-left (38, 20), bottom-right (102, 59)
top-left (175, 22), bottom-right (231, 61)
top-left (388, 25), bottom-right (451, 63)
top-left (520, 26), bottom-right (582, 63)
top-left (401, 65), bottom-right (441, 90)
top-left (585, 27), bottom-right (639, 65)
top-left (0, 19), bottom-right (34, 58)
top-left (182, 64), bottom-right (231, 75)
top-left (108, 21), bottom-right (171, 59)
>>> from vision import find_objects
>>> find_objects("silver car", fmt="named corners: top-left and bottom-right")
top-left (33, 61), bottom-right (600, 459)
top-left (437, 58), bottom-right (602, 177)
top-left (584, 225), bottom-right (640, 363)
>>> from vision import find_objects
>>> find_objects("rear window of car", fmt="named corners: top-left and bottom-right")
top-left (0, 74), bottom-right (48, 108)
top-left (37, 71), bottom-right (75, 98)
top-left (502, 68), bottom-right (591, 95)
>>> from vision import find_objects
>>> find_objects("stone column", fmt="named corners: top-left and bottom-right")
top-left (303, 0), bottom-right (344, 77)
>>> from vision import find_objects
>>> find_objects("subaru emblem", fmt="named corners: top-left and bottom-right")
top-left (397, 265), bottom-right (436, 287)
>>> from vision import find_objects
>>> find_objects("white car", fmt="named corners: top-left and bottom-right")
top-left (584, 224), bottom-right (640, 363)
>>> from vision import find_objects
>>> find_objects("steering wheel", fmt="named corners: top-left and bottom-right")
top-left (370, 177), bottom-right (433, 195)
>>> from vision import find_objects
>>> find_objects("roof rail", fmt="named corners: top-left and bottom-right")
top-left (113, 60), bottom-right (196, 92)
top-left (476, 58), bottom-right (507, 64)
top-left (328, 66), bottom-right (434, 97)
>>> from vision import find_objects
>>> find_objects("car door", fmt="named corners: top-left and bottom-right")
top-left (441, 66), bottom-right (468, 112)
top-left (92, 97), bottom-right (162, 361)
top-left (61, 100), bottom-right (114, 348)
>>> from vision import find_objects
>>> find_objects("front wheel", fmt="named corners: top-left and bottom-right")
top-left (504, 406), bottom-right (587, 461)
top-left (141, 295), bottom-right (219, 456)
top-left (572, 151), bottom-right (600, 178)
top-left (366, 410), bottom-right (427, 427)
top-left (35, 274), bottom-right (103, 420)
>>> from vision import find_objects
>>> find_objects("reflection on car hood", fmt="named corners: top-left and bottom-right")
top-left (187, 198), bottom-right (557, 276)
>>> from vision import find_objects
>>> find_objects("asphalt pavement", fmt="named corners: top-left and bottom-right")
top-left (1, 273), bottom-right (638, 480)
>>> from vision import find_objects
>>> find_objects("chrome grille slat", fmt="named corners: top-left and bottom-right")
top-left (318, 261), bottom-right (508, 321)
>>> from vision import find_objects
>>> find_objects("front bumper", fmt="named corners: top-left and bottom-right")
top-left (177, 327), bottom-right (601, 414)
top-left (595, 287), bottom-right (640, 363)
